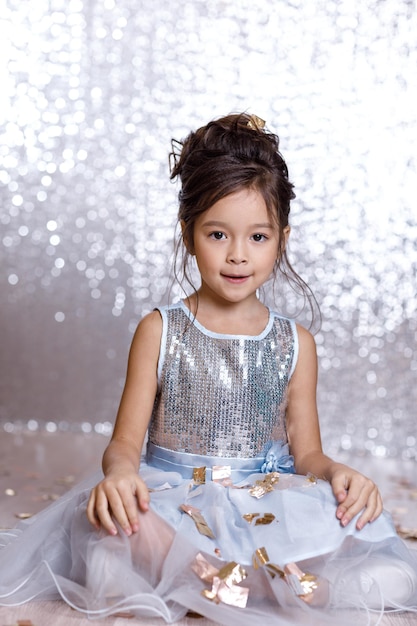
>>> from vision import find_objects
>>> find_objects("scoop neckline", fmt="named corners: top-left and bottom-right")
top-left (178, 300), bottom-right (274, 340)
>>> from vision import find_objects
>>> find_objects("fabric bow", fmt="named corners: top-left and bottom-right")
top-left (261, 441), bottom-right (295, 474)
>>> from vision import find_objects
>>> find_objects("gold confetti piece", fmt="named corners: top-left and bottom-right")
top-left (253, 546), bottom-right (270, 569)
top-left (40, 493), bottom-right (60, 501)
top-left (266, 563), bottom-right (287, 579)
top-left (191, 552), bottom-right (219, 582)
top-left (56, 475), bottom-right (75, 485)
top-left (186, 610), bottom-right (204, 618)
top-left (212, 465), bottom-right (231, 482)
top-left (5, 488), bottom-right (16, 496)
top-left (193, 467), bottom-right (206, 485)
top-left (201, 587), bottom-right (219, 602)
top-left (300, 573), bottom-right (320, 595)
top-left (217, 561), bottom-right (247, 587)
top-left (192, 553), bottom-right (249, 608)
top-left (243, 513), bottom-right (260, 524)
top-left (253, 547), bottom-right (285, 579)
top-left (249, 486), bottom-right (266, 499)
top-left (285, 572), bottom-right (306, 595)
top-left (213, 576), bottom-right (249, 608)
top-left (249, 472), bottom-right (280, 498)
top-left (306, 473), bottom-right (318, 484)
top-left (284, 562), bottom-right (319, 597)
top-left (253, 548), bottom-right (318, 598)
top-left (180, 504), bottom-right (215, 539)
top-left (15, 513), bottom-right (33, 519)
top-left (391, 506), bottom-right (408, 516)
top-left (17, 620), bottom-right (35, 626)
top-left (255, 513), bottom-right (276, 526)
top-left (396, 526), bottom-right (417, 540)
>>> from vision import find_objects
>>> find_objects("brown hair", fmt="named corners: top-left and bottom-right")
top-left (169, 112), bottom-right (319, 326)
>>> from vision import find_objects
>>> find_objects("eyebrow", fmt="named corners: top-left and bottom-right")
top-left (201, 220), bottom-right (274, 229)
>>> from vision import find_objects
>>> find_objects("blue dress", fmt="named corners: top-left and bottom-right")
top-left (1, 302), bottom-right (416, 625)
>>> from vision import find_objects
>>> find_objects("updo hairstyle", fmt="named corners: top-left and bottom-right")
top-left (169, 112), bottom-right (317, 324)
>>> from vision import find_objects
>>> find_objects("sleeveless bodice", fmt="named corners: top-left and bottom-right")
top-left (147, 302), bottom-right (298, 459)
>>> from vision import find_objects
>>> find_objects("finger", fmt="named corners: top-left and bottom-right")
top-left (106, 484), bottom-right (143, 536)
top-left (94, 488), bottom-right (121, 536)
top-left (334, 478), bottom-right (375, 525)
top-left (135, 478), bottom-right (150, 512)
top-left (107, 490), bottom-right (135, 536)
top-left (86, 489), bottom-right (101, 530)
top-left (119, 485), bottom-right (141, 533)
top-left (338, 483), bottom-right (379, 527)
top-left (370, 492), bottom-right (384, 522)
top-left (356, 492), bottom-right (384, 530)
top-left (122, 479), bottom-right (150, 533)
top-left (331, 474), bottom-right (349, 506)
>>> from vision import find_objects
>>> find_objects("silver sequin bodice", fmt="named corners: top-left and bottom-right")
top-left (148, 303), bottom-right (297, 459)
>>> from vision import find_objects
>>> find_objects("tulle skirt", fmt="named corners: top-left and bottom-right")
top-left (1, 448), bottom-right (417, 625)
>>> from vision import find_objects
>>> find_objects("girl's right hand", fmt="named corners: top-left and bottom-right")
top-left (86, 472), bottom-right (150, 536)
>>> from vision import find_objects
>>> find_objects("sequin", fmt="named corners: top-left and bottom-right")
top-left (149, 305), bottom-right (294, 459)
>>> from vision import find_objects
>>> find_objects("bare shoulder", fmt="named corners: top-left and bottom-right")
top-left (128, 310), bottom-right (163, 364)
top-left (134, 309), bottom-right (163, 339)
top-left (292, 323), bottom-right (318, 382)
top-left (112, 310), bottom-right (163, 443)
top-left (295, 323), bottom-right (317, 353)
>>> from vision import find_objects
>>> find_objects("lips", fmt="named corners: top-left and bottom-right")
top-left (221, 274), bottom-right (250, 283)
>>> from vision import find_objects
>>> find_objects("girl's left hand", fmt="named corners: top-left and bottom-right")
top-left (331, 467), bottom-right (383, 530)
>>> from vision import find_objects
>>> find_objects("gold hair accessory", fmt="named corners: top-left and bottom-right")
top-left (247, 114), bottom-right (266, 131)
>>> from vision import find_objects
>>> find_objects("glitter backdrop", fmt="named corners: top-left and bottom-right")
top-left (1, 0), bottom-right (416, 460)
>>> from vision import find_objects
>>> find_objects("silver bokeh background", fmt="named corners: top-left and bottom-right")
top-left (1, 0), bottom-right (416, 460)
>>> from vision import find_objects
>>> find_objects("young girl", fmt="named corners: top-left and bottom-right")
top-left (1, 113), bottom-right (416, 625)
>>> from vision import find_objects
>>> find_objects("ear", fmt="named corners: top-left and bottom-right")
top-left (181, 220), bottom-right (194, 254)
top-left (278, 226), bottom-right (291, 259)
top-left (283, 225), bottom-right (291, 248)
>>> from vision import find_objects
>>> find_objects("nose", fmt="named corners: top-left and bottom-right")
top-left (226, 239), bottom-right (248, 264)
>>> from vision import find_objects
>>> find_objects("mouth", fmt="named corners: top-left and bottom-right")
top-left (221, 274), bottom-right (250, 284)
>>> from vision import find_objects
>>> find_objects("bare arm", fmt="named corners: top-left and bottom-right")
top-left (87, 310), bottom-right (162, 535)
top-left (286, 324), bottom-right (383, 530)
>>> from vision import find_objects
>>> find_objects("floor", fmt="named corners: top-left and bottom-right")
top-left (0, 431), bottom-right (417, 625)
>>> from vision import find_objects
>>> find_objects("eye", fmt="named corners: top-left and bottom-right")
top-left (251, 233), bottom-right (267, 242)
top-left (210, 231), bottom-right (226, 240)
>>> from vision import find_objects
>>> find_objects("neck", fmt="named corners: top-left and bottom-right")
top-left (184, 292), bottom-right (269, 335)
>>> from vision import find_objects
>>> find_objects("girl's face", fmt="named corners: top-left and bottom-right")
top-left (190, 188), bottom-right (289, 307)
